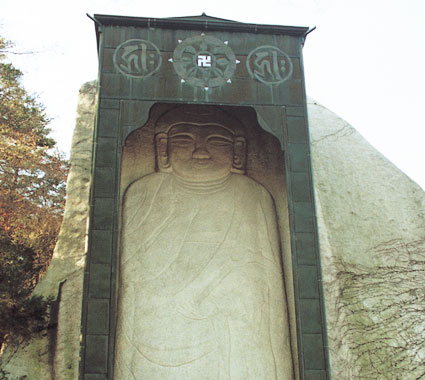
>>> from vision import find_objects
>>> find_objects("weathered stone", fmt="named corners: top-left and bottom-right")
top-left (4, 81), bottom-right (97, 380)
top-left (115, 104), bottom-right (293, 380)
top-left (308, 98), bottom-right (425, 379)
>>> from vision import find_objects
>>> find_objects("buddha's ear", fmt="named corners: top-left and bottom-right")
top-left (231, 136), bottom-right (246, 174)
top-left (155, 133), bottom-right (172, 172)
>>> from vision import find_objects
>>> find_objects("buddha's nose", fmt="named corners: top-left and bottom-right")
top-left (192, 145), bottom-right (211, 159)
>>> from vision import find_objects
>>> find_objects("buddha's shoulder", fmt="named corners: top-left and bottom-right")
top-left (230, 174), bottom-right (271, 198)
top-left (124, 172), bottom-right (171, 197)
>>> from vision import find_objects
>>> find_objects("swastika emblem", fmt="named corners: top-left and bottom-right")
top-left (197, 55), bottom-right (212, 67)
top-left (173, 34), bottom-right (237, 88)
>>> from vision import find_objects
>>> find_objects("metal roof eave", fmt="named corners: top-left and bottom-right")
top-left (90, 13), bottom-right (310, 50)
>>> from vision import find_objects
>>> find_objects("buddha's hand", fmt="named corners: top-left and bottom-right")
top-left (173, 292), bottom-right (218, 320)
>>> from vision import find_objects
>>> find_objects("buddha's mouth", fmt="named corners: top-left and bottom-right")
top-left (192, 159), bottom-right (212, 168)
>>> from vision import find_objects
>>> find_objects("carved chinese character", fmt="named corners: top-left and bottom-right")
top-left (113, 39), bottom-right (162, 78)
top-left (247, 46), bottom-right (293, 85)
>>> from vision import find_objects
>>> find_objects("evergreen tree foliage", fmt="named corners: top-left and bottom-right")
top-left (0, 36), bottom-right (69, 358)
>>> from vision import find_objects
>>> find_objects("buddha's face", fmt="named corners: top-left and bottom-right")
top-left (168, 124), bottom-right (234, 182)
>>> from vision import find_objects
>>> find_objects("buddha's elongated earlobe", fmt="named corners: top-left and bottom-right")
top-left (155, 132), bottom-right (172, 172)
top-left (231, 136), bottom-right (246, 174)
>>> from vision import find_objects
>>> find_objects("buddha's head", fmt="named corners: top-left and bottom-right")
top-left (155, 105), bottom-right (246, 182)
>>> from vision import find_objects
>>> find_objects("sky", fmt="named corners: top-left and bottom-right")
top-left (1, 0), bottom-right (425, 190)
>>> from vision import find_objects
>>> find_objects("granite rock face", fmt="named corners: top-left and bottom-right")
top-left (43, 81), bottom-right (97, 380)
top-left (3, 82), bottom-right (97, 379)
top-left (308, 98), bottom-right (425, 379)
top-left (4, 88), bottom-right (424, 380)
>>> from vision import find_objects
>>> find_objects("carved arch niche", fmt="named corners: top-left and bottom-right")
top-left (118, 102), bottom-right (299, 379)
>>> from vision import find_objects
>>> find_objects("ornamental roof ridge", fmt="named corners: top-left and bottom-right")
top-left (166, 13), bottom-right (240, 23)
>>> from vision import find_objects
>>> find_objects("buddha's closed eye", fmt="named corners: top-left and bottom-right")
top-left (207, 136), bottom-right (233, 147)
top-left (170, 135), bottom-right (194, 147)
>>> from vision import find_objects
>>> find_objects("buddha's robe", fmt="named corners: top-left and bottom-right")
top-left (114, 173), bottom-right (293, 380)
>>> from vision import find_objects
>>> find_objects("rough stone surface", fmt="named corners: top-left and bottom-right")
top-left (308, 98), bottom-right (425, 379)
top-left (46, 81), bottom-right (97, 380)
top-left (309, 98), bottom-right (425, 265)
top-left (3, 82), bottom-right (97, 379)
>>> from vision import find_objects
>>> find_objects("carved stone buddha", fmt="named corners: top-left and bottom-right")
top-left (114, 105), bottom-right (294, 380)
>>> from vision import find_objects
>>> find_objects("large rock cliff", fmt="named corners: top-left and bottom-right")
top-left (3, 82), bottom-right (97, 380)
top-left (308, 98), bottom-right (425, 379)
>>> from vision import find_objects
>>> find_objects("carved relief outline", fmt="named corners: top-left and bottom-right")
top-left (112, 37), bottom-right (295, 88)
top-left (247, 45), bottom-right (293, 85)
top-left (115, 104), bottom-right (295, 379)
top-left (113, 39), bottom-right (162, 79)
top-left (172, 34), bottom-right (238, 88)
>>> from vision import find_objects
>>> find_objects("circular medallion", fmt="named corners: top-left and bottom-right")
top-left (173, 35), bottom-right (236, 88)
top-left (247, 46), bottom-right (293, 85)
top-left (113, 39), bottom-right (162, 79)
